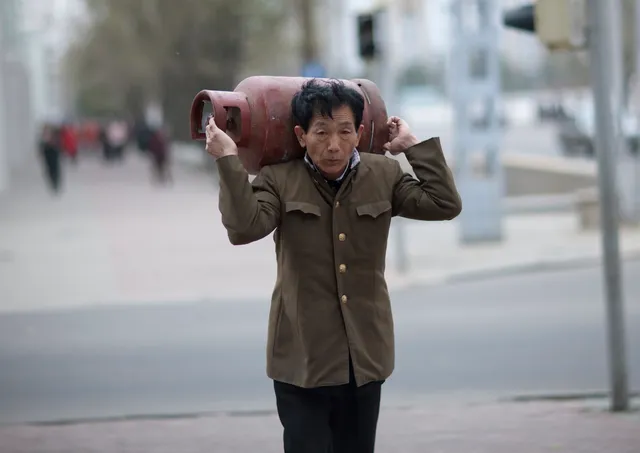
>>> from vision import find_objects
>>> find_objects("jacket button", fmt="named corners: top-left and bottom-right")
top-left (335, 201), bottom-right (340, 208)
top-left (338, 233), bottom-right (346, 241)
top-left (341, 295), bottom-right (348, 304)
top-left (339, 264), bottom-right (347, 273)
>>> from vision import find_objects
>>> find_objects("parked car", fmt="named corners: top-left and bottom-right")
top-left (557, 103), bottom-right (640, 157)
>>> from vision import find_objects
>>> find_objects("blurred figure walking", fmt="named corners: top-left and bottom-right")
top-left (134, 118), bottom-right (153, 154)
top-left (105, 119), bottom-right (129, 162)
top-left (38, 124), bottom-right (62, 194)
top-left (148, 125), bottom-right (171, 184)
top-left (59, 122), bottom-right (79, 164)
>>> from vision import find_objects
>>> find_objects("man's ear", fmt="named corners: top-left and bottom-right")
top-left (294, 125), bottom-right (306, 148)
top-left (355, 124), bottom-right (365, 146)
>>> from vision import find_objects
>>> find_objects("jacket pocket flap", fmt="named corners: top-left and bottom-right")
top-left (356, 200), bottom-right (392, 218)
top-left (285, 201), bottom-right (321, 216)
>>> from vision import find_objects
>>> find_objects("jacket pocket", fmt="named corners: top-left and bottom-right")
top-left (285, 201), bottom-right (322, 217)
top-left (282, 201), bottom-right (324, 255)
top-left (356, 200), bottom-right (392, 219)
top-left (352, 200), bottom-right (393, 266)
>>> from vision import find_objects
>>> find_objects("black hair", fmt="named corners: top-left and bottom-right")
top-left (291, 78), bottom-right (365, 132)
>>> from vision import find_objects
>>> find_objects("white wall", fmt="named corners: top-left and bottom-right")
top-left (21, 0), bottom-right (85, 124)
top-left (0, 0), bottom-right (31, 192)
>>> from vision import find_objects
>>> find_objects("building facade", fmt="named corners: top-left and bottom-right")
top-left (0, 0), bottom-right (81, 192)
top-left (0, 0), bottom-right (32, 193)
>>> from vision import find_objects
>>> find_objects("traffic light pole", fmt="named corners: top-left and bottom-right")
top-left (450, 0), bottom-right (504, 243)
top-left (365, 6), bottom-right (409, 274)
top-left (586, 0), bottom-right (630, 412)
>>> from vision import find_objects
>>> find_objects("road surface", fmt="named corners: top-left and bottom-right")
top-left (1, 261), bottom-right (639, 425)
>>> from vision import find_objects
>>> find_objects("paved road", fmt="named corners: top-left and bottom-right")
top-left (1, 261), bottom-right (639, 425)
top-left (2, 401), bottom-right (639, 453)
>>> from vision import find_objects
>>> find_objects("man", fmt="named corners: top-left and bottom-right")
top-left (105, 118), bottom-right (128, 162)
top-left (148, 124), bottom-right (172, 184)
top-left (206, 79), bottom-right (461, 453)
top-left (38, 123), bottom-right (63, 194)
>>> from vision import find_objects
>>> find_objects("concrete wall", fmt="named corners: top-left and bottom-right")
top-left (394, 151), bottom-right (597, 197)
top-left (502, 153), bottom-right (597, 197)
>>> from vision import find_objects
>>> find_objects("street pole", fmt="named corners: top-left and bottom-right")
top-left (298, 0), bottom-right (318, 68)
top-left (0, 5), bottom-right (8, 193)
top-left (586, 0), bottom-right (630, 412)
top-left (450, 0), bottom-right (503, 244)
top-left (381, 7), bottom-right (408, 274)
top-left (634, 0), bottom-right (640, 219)
top-left (365, 5), bottom-right (408, 274)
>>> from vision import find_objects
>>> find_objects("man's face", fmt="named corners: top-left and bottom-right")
top-left (295, 105), bottom-right (364, 180)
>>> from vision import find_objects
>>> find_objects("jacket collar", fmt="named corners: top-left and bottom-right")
top-left (303, 149), bottom-right (361, 183)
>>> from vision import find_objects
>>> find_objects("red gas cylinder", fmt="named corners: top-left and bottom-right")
top-left (189, 76), bottom-right (388, 175)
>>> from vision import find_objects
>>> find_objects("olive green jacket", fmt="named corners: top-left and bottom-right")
top-left (216, 137), bottom-right (462, 388)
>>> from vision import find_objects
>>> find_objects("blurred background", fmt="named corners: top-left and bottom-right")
top-left (0, 0), bottom-right (639, 451)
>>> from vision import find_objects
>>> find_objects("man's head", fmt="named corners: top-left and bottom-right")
top-left (291, 79), bottom-right (365, 180)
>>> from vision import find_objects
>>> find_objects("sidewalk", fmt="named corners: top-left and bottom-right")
top-left (1, 399), bottom-right (638, 452)
top-left (1, 150), bottom-right (640, 313)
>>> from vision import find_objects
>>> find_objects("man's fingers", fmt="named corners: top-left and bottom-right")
top-left (388, 116), bottom-right (408, 127)
top-left (388, 116), bottom-right (409, 131)
top-left (206, 121), bottom-right (218, 139)
top-left (207, 116), bottom-right (218, 131)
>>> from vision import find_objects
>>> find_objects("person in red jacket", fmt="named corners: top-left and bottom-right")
top-left (59, 122), bottom-right (79, 163)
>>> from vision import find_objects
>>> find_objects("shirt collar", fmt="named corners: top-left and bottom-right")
top-left (304, 149), bottom-right (361, 183)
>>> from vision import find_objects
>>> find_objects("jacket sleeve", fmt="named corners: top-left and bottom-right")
top-left (391, 137), bottom-right (462, 221)
top-left (216, 155), bottom-right (281, 245)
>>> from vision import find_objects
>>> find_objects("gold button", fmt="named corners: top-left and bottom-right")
top-left (335, 201), bottom-right (340, 208)
top-left (341, 295), bottom-right (348, 304)
top-left (338, 233), bottom-right (346, 242)
top-left (339, 264), bottom-right (347, 273)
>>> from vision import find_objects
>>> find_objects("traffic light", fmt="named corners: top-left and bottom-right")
top-left (503, 4), bottom-right (535, 33)
top-left (357, 13), bottom-right (376, 59)
top-left (502, 0), bottom-right (587, 51)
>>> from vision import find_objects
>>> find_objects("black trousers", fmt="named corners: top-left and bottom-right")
top-left (273, 361), bottom-right (383, 453)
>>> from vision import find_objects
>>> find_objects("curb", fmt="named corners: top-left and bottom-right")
top-left (504, 390), bottom-right (640, 404)
top-left (388, 249), bottom-right (640, 291)
top-left (446, 250), bottom-right (640, 284)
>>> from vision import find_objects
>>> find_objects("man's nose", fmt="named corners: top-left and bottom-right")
top-left (328, 134), bottom-right (340, 152)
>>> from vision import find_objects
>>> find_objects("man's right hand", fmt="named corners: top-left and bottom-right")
top-left (383, 116), bottom-right (419, 155)
top-left (205, 115), bottom-right (238, 159)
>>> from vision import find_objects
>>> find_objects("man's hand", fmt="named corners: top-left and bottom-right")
top-left (383, 116), bottom-right (419, 155)
top-left (205, 115), bottom-right (238, 159)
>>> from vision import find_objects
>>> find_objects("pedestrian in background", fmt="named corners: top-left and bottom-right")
top-left (38, 123), bottom-right (62, 194)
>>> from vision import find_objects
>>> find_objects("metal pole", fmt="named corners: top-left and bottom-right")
top-left (0, 3), bottom-right (8, 193)
top-left (370, 5), bottom-right (409, 273)
top-left (637, 0), bottom-right (640, 81)
top-left (634, 0), bottom-right (640, 219)
top-left (586, 0), bottom-right (630, 412)
top-left (298, 0), bottom-right (318, 65)
top-left (449, 0), bottom-right (503, 243)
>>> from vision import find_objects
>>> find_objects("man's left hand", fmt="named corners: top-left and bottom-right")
top-left (383, 116), bottom-right (419, 155)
